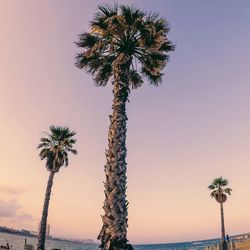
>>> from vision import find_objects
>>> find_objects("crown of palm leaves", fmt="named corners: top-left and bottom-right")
top-left (38, 126), bottom-right (77, 172)
top-left (75, 4), bottom-right (174, 92)
top-left (208, 177), bottom-right (232, 202)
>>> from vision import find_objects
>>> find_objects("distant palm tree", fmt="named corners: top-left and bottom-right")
top-left (208, 177), bottom-right (232, 250)
top-left (37, 126), bottom-right (77, 250)
top-left (75, 3), bottom-right (174, 250)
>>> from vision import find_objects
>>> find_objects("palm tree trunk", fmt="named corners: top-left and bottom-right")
top-left (98, 59), bottom-right (132, 250)
top-left (37, 171), bottom-right (55, 250)
top-left (220, 202), bottom-right (227, 250)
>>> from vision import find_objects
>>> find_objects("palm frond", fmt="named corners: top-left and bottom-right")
top-left (141, 66), bottom-right (163, 85)
top-left (208, 184), bottom-right (215, 190)
top-left (38, 126), bottom-right (77, 172)
top-left (76, 3), bottom-right (174, 91)
top-left (224, 188), bottom-right (232, 195)
top-left (98, 3), bottom-right (118, 18)
top-left (69, 139), bottom-right (77, 144)
top-left (154, 17), bottom-right (170, 33)
top-left (159, 40), bottom-right (175, 52)
top-left (91, 3), bottom-right (118, 30)
top-left (70, 149), bottom-right (78, 155)
top-left (120, 5), bottom-right (145, 25)
top-left (146, 12), bottom-right (160, 24)
top-left (75, 33), bottom-right (100, 48)
top-left (128, 69), bottom-right (143, 89)
top-left (75, 54), bottom-right (89, 69)
top-left (94, 63), bottom-right (113, 86)
top-left (208, 177), bottom-right (232, 202)
top-left (210, 190), bottom-right (217, 198)
top-left (212, 177), bottom-right (228, 187)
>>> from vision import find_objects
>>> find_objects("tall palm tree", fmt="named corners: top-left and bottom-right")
top-left (208, 177), bottom-right (232, 250)
top-left (75, 4), bottom-right (174, 250)
top-left (37, 126), bottom-right (77, 250)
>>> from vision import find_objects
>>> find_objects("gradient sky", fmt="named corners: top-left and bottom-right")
top-left (1, 0), bottom-right (250, 244)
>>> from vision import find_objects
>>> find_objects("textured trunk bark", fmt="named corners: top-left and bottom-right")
top-left (98, 61), bottom-right (132, 249)
top-left (220, 202), bottom-right (227, 250)
top-left (220, 202), bottom-right (225, 240)
top-left (37, 172), bottom-right (55, 250)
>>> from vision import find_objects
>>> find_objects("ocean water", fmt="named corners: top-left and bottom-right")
top-left (0, 232), bottom-right (220, 250)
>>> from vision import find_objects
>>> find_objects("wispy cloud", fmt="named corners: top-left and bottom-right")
top-left (0, 199), bottom-right (33, 221)
top-left (16, 213), bottom-right (33, 221)
top-left (0, 186), bottom-right (27, 195)
top-left (0, 199), bottom-right (20, 217)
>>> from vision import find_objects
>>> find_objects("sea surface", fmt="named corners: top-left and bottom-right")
top-left (0, 232), bottom-right (221, 250)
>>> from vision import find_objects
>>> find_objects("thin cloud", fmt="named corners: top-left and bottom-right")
top-left (0, 199), bottom-right (20, 217)
top-left (0, 199), bottom-right (33, 221)
top-left (16, 213), bottom-right (33, 221)
top-left (0, 186), bottom-right (27, 195)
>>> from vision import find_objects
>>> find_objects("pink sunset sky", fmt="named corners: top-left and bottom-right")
top-left (0, 0), bottom-right (250, 244)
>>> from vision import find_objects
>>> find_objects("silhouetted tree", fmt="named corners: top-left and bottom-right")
top-left (208, 177), bottom-right (232, 250)
top-left (37, 126), bottom-right (77, 250)
top-left (76, 4), bottom-right (174, 249)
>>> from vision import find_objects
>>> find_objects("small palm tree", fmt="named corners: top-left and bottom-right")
top-left (75, 3), bottom-right (174, 250)
top-left (208, 177), bottom-right (232, 250)
top-left (37, 126), bottom-right (77, 250)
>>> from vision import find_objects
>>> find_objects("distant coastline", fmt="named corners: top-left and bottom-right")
top-left (0, 226), bottom-right (34, 238)
top-left (0, 226), bottom-right (96, 245)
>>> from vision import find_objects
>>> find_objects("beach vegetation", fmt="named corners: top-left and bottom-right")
top-left (208, 177), bottom-right (232, 250)
top-left (75, 3), bottom-right (174, 250)
top-left (37, 126), bottom-right (77, 250)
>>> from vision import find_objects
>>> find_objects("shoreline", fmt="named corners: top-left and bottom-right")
top-left (1, 230), bottom-right (250, 249)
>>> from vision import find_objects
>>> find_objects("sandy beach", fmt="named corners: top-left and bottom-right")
top-left (236, 240), bottom-right (250, 250)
